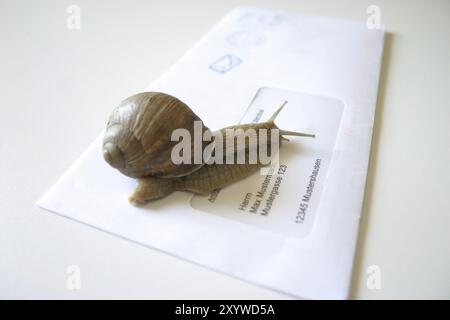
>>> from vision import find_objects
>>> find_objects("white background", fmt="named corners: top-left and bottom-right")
top-left (0, 0), bottom-right (449, 299)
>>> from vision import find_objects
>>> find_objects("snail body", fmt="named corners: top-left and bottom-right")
top-left (129, 124), bottom-right (279, 205)
top-left (129, 156), bottom-right (263, 205)
top-left (103, 92), bottom-right (315, 205)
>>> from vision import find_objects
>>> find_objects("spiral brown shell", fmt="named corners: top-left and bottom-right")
top-left (102, 92), bottom-right (211, 178)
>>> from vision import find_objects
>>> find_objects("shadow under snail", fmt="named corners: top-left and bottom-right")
top-left (103, 92), bottom-right (315, 205)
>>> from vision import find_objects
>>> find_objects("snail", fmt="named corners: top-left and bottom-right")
top-left (103, 92), bottom-right (315, 205)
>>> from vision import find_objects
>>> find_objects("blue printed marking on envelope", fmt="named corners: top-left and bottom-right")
top-left (209, 54), bottom-right (242, 74)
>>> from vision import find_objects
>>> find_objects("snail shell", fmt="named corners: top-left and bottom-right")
top-left (103, 92), bottom-right (211, 178)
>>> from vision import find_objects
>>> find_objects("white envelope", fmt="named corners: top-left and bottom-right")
top-left (37, 7), bottom-right (384, 299)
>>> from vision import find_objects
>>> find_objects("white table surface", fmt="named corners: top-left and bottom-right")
top-left (1, 0), bottom-right (449, 299)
